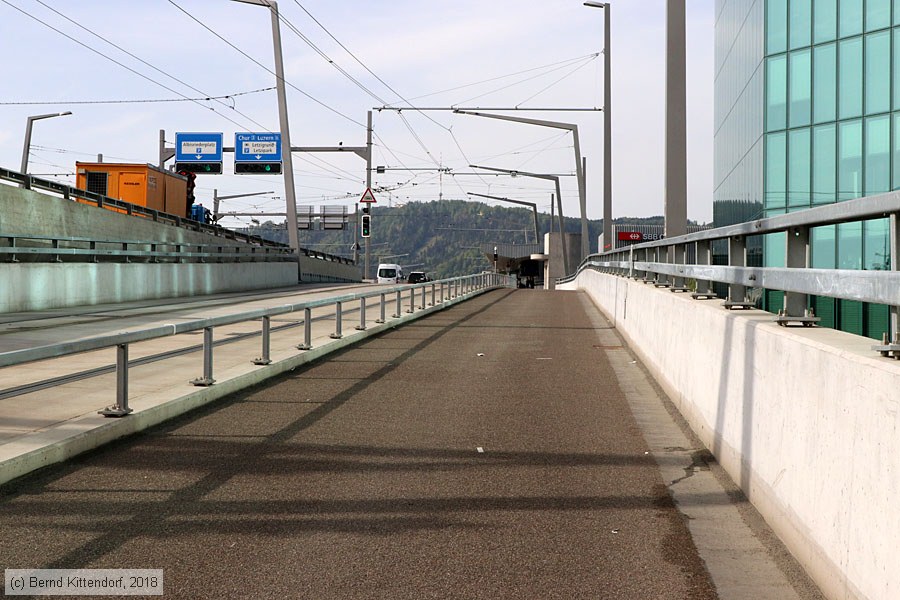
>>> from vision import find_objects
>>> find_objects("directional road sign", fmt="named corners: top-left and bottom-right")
top-left (235, 132), bottom-right (282, 162)
top-left (176, 132), bottom-right (223, 162)
top-left (175, 132), bottom-right (223, 174)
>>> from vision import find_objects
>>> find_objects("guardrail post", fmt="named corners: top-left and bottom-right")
top-left (693, 240), bottom-right (714, 297)
top-left (298, 307), bottom-right (312, 350)
top-left (420, 286), bottom-right (426, 309)
top-left (430, 283), bottom-right (436, 306)
top-left (51, 239), bottom-right (61, 263)
top-left (407, 288), bottom-right (415, 313)
top-left (100, 344), bottom-right (133, 417)
top-left (330, 301), bottom-right (343, 339)
top-left (393, 290), bottom-right (402, 318)
top-left (671, 242), bottom-right (688, 291)
top-left (253, 316), bottom-right (272, 365)
top-left (783, 226), bottom-right (810, 316)
top-left (728, 236), bottom-right (747, 303)
top-left (191, 327), bottom-right (216, 386)
top-left (654, 246), bottom-right (670, 287)
top-left (376, 293), bottom-right (386, 323)
top-left (890, 214), bottom-right (899, 335)
top-left (356, 297), bottom-right (367, 331)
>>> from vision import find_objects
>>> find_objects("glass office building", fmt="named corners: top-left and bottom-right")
top-left (715, 0), bottom-right (892, 339)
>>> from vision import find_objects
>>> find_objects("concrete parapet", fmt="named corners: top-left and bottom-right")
top-left (0, 262), bottom-right (298, 312)
top-left (561, 270), bottom-right (900, 600)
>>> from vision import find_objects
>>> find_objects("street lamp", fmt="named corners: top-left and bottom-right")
top-left (454, 110), bottom-right (588, 260)
top-left (584, 1), bottom-right (612, 253)
top-left (20, 111), bottom-right (72, 179)
top-left (470, 164), bottom-right (569, 275)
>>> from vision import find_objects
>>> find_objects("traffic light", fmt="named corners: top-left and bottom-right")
top-left (361, 214), bottom-right (371, 238)
top-left (234, 162), bottom-right (282, 175)
top-left (178, 170), bottom-right (197, 205)
top-left (174, 162), bottom-right (223, 174)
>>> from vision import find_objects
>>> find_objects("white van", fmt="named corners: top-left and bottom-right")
top-left (376, 263), bottom-right (404, 284)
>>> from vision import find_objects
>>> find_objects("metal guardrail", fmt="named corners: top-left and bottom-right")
top-left (559, 191), bottom-right (900, 356)
top-left (1, 233), bottom-right (294, 263)
top-left (0, 273), bottom-right (513, 416)
top-left (0, 167), bottom-right (352, 265)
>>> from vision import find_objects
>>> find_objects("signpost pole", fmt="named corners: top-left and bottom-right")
top-left (365, 111), bottom-right (373, 281)
top-left (268, 1), bottom-right (300, 257)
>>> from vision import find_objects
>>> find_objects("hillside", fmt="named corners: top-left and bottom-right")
top-left (239, 200), bottom-right (670, 278)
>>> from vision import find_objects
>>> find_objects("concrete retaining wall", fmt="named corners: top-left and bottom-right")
top-left (560, 270), bottom-right (900, 600)
top-left (0, 183), bottom-right (359, 311)
top-left (0, 262), bottom-right (298, 312)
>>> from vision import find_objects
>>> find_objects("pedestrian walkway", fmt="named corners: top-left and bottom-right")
top-left (0, 290), bottom-right (822, 599)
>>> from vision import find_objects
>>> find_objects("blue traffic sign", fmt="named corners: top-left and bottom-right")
top-left (235, 132), bottom-right (282, 163)
top-left (175, 132), bottom-right (224, 162)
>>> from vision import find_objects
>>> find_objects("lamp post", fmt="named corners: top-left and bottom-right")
top-left (455, 110), bottom-right (588, 260)
top-left (232, 0), bottom-right (300, 257)
top-left (470, 164), bottom-right (569, 275)
top-left (584, 1), bottom-right (612, 253)
top-left (20, 111), bottom-right (72, 180)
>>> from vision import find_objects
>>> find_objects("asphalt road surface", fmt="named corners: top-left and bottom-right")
top-left (0, 289), bottom-right (720, 599)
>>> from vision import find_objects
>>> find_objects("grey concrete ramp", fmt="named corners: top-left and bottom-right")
top-left (0, 290), bottom-right (815, 599)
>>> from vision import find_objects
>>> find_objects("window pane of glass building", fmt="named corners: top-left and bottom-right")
top-left (813, 124), bottom-right (837, 203)
top-left (838, 120), bottom-right (862, 200)
top-left (892, 113), bottom-right (900, 188)
top-left (839, 37), bottom-right (863, 119)
top-left (767, 0), bottom-right (788, 53)
top-left (893, 29), bottom-right (900, 110)
top-left (813, 43), bottom-right (837, 122)
top-left (790, 50), bottom-right (812, 126)
top-left (866, 0), bottom-right (891, 30)
top-left (789, 129), bottom-right (811, 206)
top-left (865, 115), bottom-right (890, 194)
top-left (839, 0), bottom-right (863, 37)
top-left (838, 222), bottom-right (863, 269)
top-left (864, 218), bottom-right (891, 270)
top-left (811, 225), bottom-right (837, 267)
top-left (765, 132), bottom-right (787, 209)
top-left (865, 31), bottom-right (890, 114)
top-left (815, 0), bottom-right (838, 42)
top-left (790, 0), bottom-right (812, 48)
top-left (767, 56), bottom-right (788, 130)
top-left (895, 0), bottom-right (900, 25)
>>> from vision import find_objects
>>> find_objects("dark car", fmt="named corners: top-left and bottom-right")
top-left (407, 271), bottom-right (429, 284)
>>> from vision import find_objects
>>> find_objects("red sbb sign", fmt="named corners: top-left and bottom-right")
top-left (618, 231), bottom-right (643, 241)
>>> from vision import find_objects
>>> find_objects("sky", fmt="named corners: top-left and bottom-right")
top-left (0, 0), bottom-right (716, 232)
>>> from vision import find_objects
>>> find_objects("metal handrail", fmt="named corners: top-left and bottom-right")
top-left (0, 273), bottom-right (513, 416)
top-left (560, 191), bottom-right (899, 352)
top-left (1, 232), bottom-right (295, 263)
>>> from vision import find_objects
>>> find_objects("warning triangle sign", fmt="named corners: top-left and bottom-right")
top-left (359, 187), bottom-right (377, 203)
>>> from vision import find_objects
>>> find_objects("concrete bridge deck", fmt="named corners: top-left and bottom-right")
top-left (0, 289), bottom-right (822, 599)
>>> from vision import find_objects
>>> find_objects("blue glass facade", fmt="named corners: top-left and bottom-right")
top-left (715, 0), bottom-right (893, 339)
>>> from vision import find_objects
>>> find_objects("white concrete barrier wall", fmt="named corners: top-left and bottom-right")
top-left (0, 263), bottom-right (298, 312)
top-left (560, 270), bottom-right (900, 600)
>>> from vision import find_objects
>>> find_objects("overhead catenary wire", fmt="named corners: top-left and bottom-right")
top-left (33, 0), bottom-right (274, 131)
top-left (0, 0), bottom-right (261, 132)
top-left (167, 0), bottom-right (366, 128)
top-left (0, 87), bottom-right (275, 106)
